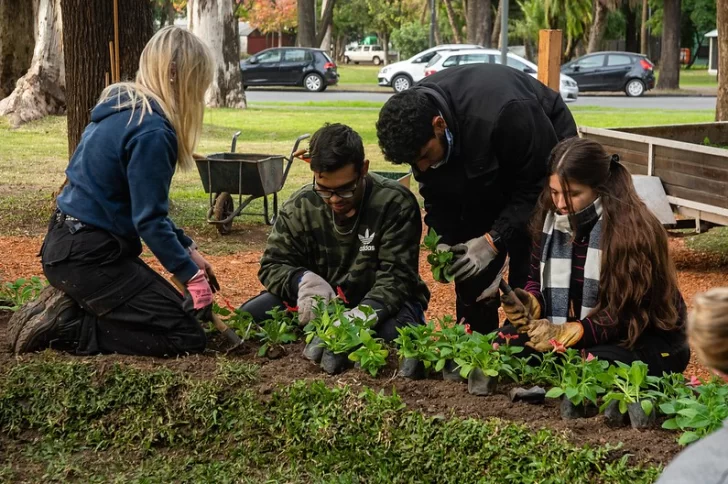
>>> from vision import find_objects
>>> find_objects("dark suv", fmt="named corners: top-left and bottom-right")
top-left (240, 47), bottom-right (339, 92)
top-left (561, 51), bottom-right (655, 97)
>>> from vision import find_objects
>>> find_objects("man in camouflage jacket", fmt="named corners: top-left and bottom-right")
top-left (241, 123), bottom-right (430, 341)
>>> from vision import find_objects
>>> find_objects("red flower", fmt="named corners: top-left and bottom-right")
top-left (464, 323), bottom-right (472, 335)
top-left (336, 286), bottom-right (349, 304)
top-left (498, 331), bottom-right (519, 343)
top-left (549, 339), bottom-right (566, 353)
top-left (492, 342), bottom-right (500, 351)
top-left (283, 301), bottom-right (298, 313)
top-left (223, 298), bottom-right (235, 312)
top-left (586, 353), bottom-right (596, 362)
top-left (687, 375), bottom-right (701, 387)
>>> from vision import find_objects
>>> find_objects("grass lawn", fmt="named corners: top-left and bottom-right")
top-left (337, 64), bottom-right (381, 85)
top-left (0, 102), bottom-right (720, 253)
top-left (678, 68), bottom-right (717, 89)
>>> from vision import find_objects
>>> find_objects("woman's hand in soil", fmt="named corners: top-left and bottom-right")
top-left (185, 270), bottom-right (214, 310)
top-left (297, 272), bottom-right (335, 325)
top-left (501, 288), bottom-right (541, 327)
top-left (189, 248), bottom-right (220, 292)
top-left (524, 319), bottom-right (583, 352)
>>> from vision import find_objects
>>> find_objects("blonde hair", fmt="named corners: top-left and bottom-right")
top-left (688, 288), bottom-right (728, 373)
top-left (98, 26), bottom-right (214, 170)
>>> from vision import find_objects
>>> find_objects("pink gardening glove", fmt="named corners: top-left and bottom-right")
top-left (189, 247), bottom-right (220, 292)
top-left (185, 270), bottom-right (213, 309)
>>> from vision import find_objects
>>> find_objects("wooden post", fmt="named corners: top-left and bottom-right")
top-left (537, 29), bottom-right (562, 92)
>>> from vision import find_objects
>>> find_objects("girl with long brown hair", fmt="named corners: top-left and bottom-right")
top-left (500, 136), bottom-right (689, 375)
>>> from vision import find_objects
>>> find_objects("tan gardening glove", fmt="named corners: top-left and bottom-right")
top-left (524, 318), bottom-right (584, 352)
top-left (500, 288), bottom-right (541, 328)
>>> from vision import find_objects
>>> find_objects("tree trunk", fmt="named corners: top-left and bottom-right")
top-left (640, 0), bottom-right (648, 55)
top-left (0, 0), bottom-right (64, 128)
top-left (717, 0), bottom-right (728, 120)
top-left (297, 0), bottom-right (316, 47)
top-left (623, 1), bottom-right (639, 52)
top-left (382, 31), bottom-right (389, 65)
top-left (316, 0), bottom-right (335, 47)
top-left (479, 0), bottom-right (492, 47)
top-left (188, 0), bottom-right (246, 109)
top-left (61, 0), bottom-right (152, 156)
top-left (0, 0), bottom-right (35, 98)
top-left (159, 0), bottom-right (175, 27)
top-left (656, 0), bottom-right (680, 90)
top-left (587, 0), bottom-right (608, 53)
top-left (444, 0), bottom-right (462, 44)
top-left (491, 0), bottom-right (501, 48)
top-left (278, 29), bottom-right (283, 48)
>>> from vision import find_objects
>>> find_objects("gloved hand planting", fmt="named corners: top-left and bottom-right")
top-left (189, 246), bottom-right (220, 292)
top-left (185, 269), bottom-right (214, 309)
top-left (338, 306), bottom-right (378, 326)
top-left (501, 288), bottom-right (541, 327)
top-left (450, 233), bottom-right (499, 283)
top-left (297, 271), bottom-right (335, 325)
top-left (523, 318), bottom-right (583, 352)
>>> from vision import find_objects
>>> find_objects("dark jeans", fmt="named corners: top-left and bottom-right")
top-left (496, 324), bottom-right (690, 376)
top-left (241, 291), bottom-right (425, 342)
top-left (41, 215), bottom-right (206, 356)
top-left (455, 233), bottom-right (530, 334)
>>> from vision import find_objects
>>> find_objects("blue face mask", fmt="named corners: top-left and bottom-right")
top-left (430, 125), bottom-right (453, 170)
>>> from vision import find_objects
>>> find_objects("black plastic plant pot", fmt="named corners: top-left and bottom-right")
top-left (560, 396), bottom-right (598, 420)
top-left (509, 386), bottom-right (546, 404)
top-left (320, 349), bottom-right (353, 375)
top-left (627, 401), bottom-right (656, 429)
top-left (303, 336), bottom-right (324, 363)
top-left (467, 368), bottom-right (498, 396)
top-left (399, 357), bottom-right (426, 379)
top-left (442, 360), bottom-right (466, 383)
top-left (604, 400), bottom-right (630, 428)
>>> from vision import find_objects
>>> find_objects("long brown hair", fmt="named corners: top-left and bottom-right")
top-left (531, 137), bottom-right (681, 348)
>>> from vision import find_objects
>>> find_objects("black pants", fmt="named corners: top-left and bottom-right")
top-left (455, 233), bottom-right (530, 334)
top-left (496, 324), bottom-right (690, 376)
top-left (241, 291), bottom-right (425, 342)
top-left (41, 216), bottom-right (206, 356)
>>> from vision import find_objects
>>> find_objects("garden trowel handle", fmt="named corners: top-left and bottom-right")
top-left (499, 279), bottom-right (528, 314)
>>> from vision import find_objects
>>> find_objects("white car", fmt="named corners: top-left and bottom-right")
top-left (377, 44), bottom-right (484, 93)
top-left (423, 49), bottom-right (579, 102)
top-left (344, 44), bottom-right (397, 66)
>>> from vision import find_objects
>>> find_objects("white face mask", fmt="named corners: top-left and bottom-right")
top-left (430, 127), bottom-right (453, 170)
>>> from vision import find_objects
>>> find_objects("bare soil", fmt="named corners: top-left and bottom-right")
top-left (1, 229), bottom-right (727, 467)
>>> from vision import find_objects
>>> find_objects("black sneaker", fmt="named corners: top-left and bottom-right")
top-left (9, 285), bottom-right (82, 354)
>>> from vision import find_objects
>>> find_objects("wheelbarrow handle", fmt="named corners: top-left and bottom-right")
top-left (289, 133), bottom-right (311, 162)
top-left (231, 130), bottom-right (242, 153)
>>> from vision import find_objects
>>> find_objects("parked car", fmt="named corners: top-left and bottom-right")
top-left (561, 52), bottom-right (655, 97)
top-left (239, 47), bottom-right (338, 92)
top-left (424, 49), bottom-right (579, 102)
top-left (377, 44), bottom-right (484, 93)
top-left (344, 45), bottom-right (397, 65)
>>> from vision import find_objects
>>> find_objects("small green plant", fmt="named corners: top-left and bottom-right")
top-left (545, 350), bottom-right (611, 407)
top-left (0, 276), bottom-right (47, 311)
top-left (453, 332), bottom-right (519, 380)
top-left (214, 302), bottom-right (255, 339)
top-left (661, 377), bottom-right (728, 445)
top-left (348, 331), bottom-right (389, 377)
top-left (421, 229), bottom-right (455, 283)
top-left (256, 307), bottom-right (299, 357)
top-left (393, 322), bottom-right (439, 369)
top-left (431, 318), bottom-right (470, 372)
top-left (600, 361), bottom-right (660, 416)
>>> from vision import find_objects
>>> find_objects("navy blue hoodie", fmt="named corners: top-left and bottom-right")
top-left (56, 92), bottom-right (199, 283)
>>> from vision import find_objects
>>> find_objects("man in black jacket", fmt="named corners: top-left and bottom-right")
top-left (376, 63), bottom-right (577, 333)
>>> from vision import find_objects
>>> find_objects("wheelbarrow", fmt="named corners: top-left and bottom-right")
top-left (195, 132), bottom-right (310, 234)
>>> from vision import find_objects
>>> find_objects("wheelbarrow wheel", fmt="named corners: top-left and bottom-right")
top-left (213, 192), bottom-right (234, 235)
top-left (263, 192), bottom-right (279, 226)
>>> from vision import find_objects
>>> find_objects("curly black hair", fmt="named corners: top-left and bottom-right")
top-left (309, 123), bottom-right (365, 174)
top-left (376, 89), bottom-right (438, 165)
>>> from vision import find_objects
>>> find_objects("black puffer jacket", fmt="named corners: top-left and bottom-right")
top-left (412, 63), bottom-right (577, 247)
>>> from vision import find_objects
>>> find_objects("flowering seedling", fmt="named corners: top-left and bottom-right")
top-left (600, 361), bottom-right (660, 416)
top-left (0, 276), bottom-right (47, 312)
top-left (302, 297), bottom-right (346, 343)
top-left (545, 349), bottom-right (611, 407)
top-left (421, 229), bottom-right (455, 283)
top-left (213, 302), bottom-right (255, 340)
top-left (255, 306), bottom-right (299, 357)
top-left (394, 322), bottom-right (439, 369)
top-left (453, 332), bottom-right (517, 380)
top-left (431, 320), bottom-right (471, 372)
top-left (661, 377), bottom-right (728, 445)
top-left (348, 330), bottom-right (389, 377)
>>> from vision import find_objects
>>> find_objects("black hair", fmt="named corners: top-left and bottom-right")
top-left (309, 123), bottom-right (365, 173)
top-left (376, 89), bottom-right (439, 165)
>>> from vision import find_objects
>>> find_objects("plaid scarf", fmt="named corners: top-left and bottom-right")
top-left (539, 198), bottom-right (603, 324)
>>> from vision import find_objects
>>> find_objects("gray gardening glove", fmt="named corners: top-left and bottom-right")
top-left (450, 234), bottom-right (499, 283)
top-left (297, 271), bottom-right (335, 325)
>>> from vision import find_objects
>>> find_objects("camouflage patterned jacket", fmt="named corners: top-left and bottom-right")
top-left (259, 173), bottom-right (430, 320)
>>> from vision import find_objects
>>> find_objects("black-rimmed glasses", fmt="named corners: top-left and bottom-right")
top-left (312, 176), bottom-right (359, 199)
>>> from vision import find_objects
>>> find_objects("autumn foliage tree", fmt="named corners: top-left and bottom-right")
top-left (246, 0), bottom-right (297, 46)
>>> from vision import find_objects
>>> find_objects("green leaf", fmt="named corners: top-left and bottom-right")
top-left (257, 343), bottom-right (268, 357)
top-left (564, 387), bottom-right (579, 400)
top-left (432, 266), bottom-right (441, 281)
top-left (678, 431), bottom-right (700, 446)
top-left (641, 399), bottom-right (653, 416)
top-left (546, 387), bottom-right (565, 399)
top-left (662, 418), bottom-right (680, 430)
top-left (435, 359), bottom-right (446, 372)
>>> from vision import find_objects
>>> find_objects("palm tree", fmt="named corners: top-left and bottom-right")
top-left (587, 0), bottom-right (621, 53)
top-left (544, 0), bottom-right (592, 59)
top-left (510, 0), bottom-right (544, 61)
